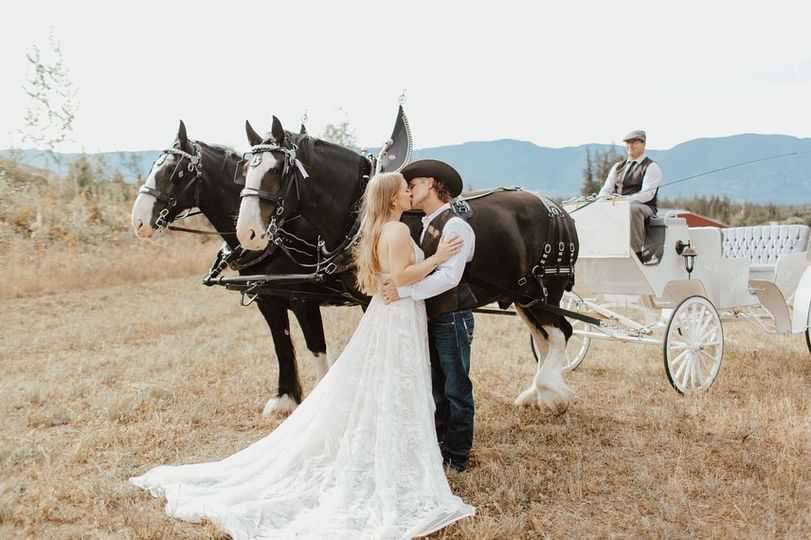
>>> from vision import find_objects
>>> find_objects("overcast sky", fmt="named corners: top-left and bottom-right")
top-left (2, 0), bottom-right (810, 153)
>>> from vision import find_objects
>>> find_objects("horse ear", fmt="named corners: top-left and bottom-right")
top-left (245, 120), bottom-right (263, 147)
top-left (299, 123), bottom-right (307, 135)
top-left (177, 120), bottom-right (190, 149)
top-left (271, 116), bottom-right (285, 145)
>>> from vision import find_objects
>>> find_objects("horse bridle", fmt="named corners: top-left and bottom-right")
top-left (239, 141), bottom-right (373, 275)
top-left (239, 142), bottom-right (309, 240)
top-left (138, 142), bottom-right (204, 230)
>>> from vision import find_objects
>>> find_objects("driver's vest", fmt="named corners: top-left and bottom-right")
top-left (614, 157), bottom-right (657, 211)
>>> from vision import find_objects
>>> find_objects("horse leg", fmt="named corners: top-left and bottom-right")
top-left (255, 298), bottom-right (302, 416)
top-left (514, 306), bottom-right (575, 413)
top-left (290, 299), bottom-right (330, 380)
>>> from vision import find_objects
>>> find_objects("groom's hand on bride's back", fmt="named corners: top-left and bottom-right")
top-left (382, 278), bottom-right (400, 304)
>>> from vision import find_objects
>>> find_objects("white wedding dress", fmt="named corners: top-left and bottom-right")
top-left (130, 243), bottom-right (474, 539)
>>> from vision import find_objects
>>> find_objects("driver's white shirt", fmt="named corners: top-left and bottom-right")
top-left (598, 153), bottom-right (663, 203)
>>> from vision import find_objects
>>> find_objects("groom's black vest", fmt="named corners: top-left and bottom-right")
top-left (420, 208), bottom-right (477, 319)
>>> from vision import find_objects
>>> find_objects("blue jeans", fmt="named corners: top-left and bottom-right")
top-left (428, 310), bottom-right (475, 466)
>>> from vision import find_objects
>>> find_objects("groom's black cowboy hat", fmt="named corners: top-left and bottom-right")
top-left (401, 159), bottom-right (463, 198)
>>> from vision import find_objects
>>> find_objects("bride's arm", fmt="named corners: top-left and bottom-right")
top-left (385, 223), bottom-right (460, 287)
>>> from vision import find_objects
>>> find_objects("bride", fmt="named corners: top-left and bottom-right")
top-left (129, 172), bottom-right (475, 539)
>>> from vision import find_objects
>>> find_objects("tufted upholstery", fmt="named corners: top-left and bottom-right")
top-left (721, 225), bottom-right (810, 266)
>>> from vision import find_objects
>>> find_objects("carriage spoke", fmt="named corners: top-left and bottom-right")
top-left (699, 325), bottom-right (720, 344)
top-left (671, 350), bottom-right (690, 382)
top-left (669, 340), bottom-right (690, 351)
top-left (693, 352), bottom-right (706, 386)
top-left (696, 308), bottom-right (713, 335)
top-left (691, 352), bottom-right (702, 389)
top-left (670, 349), bottom-right (689, 367)
top-left (679, 353), bottom-right (693, 389)
top-left (699, 349), bottom-right (718, 366)
top-left (665, 296), bottom-right (723, 394)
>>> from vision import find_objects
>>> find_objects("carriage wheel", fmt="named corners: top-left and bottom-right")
top-left (529, 292), bottom-right (591, 371)
top-left (805, 297), bottom-right (811, 354)
top-left (663, 295), bottom-right (724, 394)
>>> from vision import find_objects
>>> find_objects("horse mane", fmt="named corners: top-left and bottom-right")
top-left (195, 141), bottom-right (243, 190)
top-left (207, 142), bottom-right (242, 159)
top-left (291, 132), bottom-right (369, 175)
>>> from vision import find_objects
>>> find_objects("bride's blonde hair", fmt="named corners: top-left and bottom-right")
top-left (353, 172), bottom-right (406, 295)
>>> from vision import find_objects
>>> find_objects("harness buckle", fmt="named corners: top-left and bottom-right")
top-left (240, 291), bottom-right (259, 307)
top-left (156, 208), bottom-right (171, 230)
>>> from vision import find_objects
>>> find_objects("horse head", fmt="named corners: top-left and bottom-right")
top-left (237, 116), bottom-right (369, 251)
top-left (131, 120), bottom-right (205, 238)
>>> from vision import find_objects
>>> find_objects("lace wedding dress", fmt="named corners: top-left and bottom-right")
top-left (130, 243), bottom-right (474, 539)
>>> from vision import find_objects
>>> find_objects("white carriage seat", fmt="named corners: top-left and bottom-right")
top-left (720, 224), bottom-right (810, 279)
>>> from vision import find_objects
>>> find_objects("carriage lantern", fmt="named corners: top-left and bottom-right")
top-left (675, 240), bottom-right (697, 278)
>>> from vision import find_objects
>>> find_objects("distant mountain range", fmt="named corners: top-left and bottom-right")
top-left (4, 133), bottom-right (810, 204)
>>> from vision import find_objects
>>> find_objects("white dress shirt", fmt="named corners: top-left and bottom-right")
top-left (598, 153), bottom-right (663, 204)
top-left (397, 203), bottom-right (476, 301)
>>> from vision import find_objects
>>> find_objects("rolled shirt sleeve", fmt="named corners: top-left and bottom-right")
top-left (598, 163), bottom-right (619, 197)
top-left (398, 218), bottom-right (476, 301)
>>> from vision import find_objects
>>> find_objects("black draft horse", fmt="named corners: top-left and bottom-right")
top-left (235, 117), bottom-right (580, 411)
top-left (131, 120), bottom-right (362, 416)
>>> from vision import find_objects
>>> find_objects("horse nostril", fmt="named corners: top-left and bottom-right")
top-left (249, 229), bottom-right (256, 241)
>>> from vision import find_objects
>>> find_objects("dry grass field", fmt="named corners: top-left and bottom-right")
top-left (1, 242), bottom-right (810, 539)
top-left (2, 160), bottom-right (810, 538)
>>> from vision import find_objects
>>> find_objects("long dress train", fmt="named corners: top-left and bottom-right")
top-left (129, 245), bottom-right (474, 539)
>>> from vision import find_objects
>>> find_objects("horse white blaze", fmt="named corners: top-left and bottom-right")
top-left (131, 168), bottom-right (160, 238)
top-left (236, 152), bottom-right (277, 250)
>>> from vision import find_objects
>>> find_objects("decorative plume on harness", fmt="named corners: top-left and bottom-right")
top-left (375, 103), bottom-right (413, 175)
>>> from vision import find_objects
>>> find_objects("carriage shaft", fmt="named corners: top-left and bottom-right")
top-left (574, 329), bottom-right (661, 346)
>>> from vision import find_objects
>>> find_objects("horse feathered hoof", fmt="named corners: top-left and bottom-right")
top-left (538, 384), bottom-right (573, 415)
top-left (515, 384), bottom-right (573, 413)
top-left (546, 399), bottom-right (570, 416)
top-left (514, 387), bottom-right (540, 408)
top-left (262, 394), bottom-right (299, 417)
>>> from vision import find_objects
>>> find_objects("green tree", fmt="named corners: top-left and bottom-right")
top-left (580, 147), bottom-right (599, 195)
top-left (581, 145), bottom-right (624, 195)
top-left (595, 145), bottom-right (624, 184)
top-left (124, 153), bottom-right (145, 183)
top-left (321, 121), bottom-right (361, 154)
top-left (68, 154), bottom-right (94, 195)
top-left (92, 154), bottom-right (109, 182)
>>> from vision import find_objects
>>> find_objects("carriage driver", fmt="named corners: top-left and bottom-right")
top-left (597, 129), bottom-right (663, 262)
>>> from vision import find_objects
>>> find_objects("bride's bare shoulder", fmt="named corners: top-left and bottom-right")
top-left (380, 221), bottom-right (411, 241)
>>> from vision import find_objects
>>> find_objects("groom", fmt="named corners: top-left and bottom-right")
top-left (382, 159), bottom-right (476, 472)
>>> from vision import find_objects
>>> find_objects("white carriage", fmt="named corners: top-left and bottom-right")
top-left (557, 198), bottom-right (811, 393)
